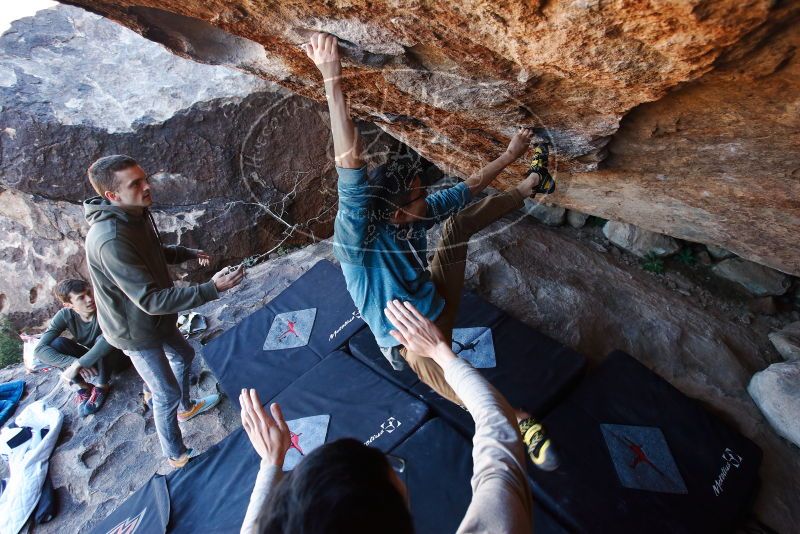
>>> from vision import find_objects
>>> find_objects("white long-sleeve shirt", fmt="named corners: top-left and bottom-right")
top-left (241, 358), bottom-right (532, 533)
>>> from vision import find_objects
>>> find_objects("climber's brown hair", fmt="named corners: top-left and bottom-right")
top-left (87, 155), bottom-right (138, 196)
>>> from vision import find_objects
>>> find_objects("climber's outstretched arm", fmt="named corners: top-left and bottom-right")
top-left (304, 33), bottom-right (363, 169)
top-left (464, 127), bottom-right (534, 196)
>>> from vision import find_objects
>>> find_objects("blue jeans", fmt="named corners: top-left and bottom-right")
top-left (123, 328), bottom-right (194, 459)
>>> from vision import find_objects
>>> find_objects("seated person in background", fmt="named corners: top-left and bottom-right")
top-left (34, 279), bottom-right (129, 416)
top-left (239, 300), bottom-right (533, 534)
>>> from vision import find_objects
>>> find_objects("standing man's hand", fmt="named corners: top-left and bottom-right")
top-left (240, 389), bottom-right (291, 467)
top-left (384, 299), bottom-right (456, 367)
top-left (505, 127), bottom-right (535, 161)
top-left (212, 265), bottom-right (245, 292)
top-left (196, 250), bottom-right (211, 267)
top-left (303, 32), bottom-right (342, 82)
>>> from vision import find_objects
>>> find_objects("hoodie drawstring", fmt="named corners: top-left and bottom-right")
top-left (147, 210), bottom-right (164, 248)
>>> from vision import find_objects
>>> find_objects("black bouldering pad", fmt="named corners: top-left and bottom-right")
top-left (90, 476), bottom-right (169, 534)
top-left (166, 351), bottom-right (428, 532)
top-left (411, 304), bottom-right (587, 437)
top-left (166, 429), bottom-right (258, 533)
top-left (530, 350), bottom-right (762, 534)
top-left (271, 351), bottom-right (429, 452)
top-left (389, 417), bottom-right (569, 534)
top-left (202, 260), bottom-right (367, 406)
top-left (389, 418), bottom-right (473, 534)
top-left (264, 260), bottom-right (366, 357)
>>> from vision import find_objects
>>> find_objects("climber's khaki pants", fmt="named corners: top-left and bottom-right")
top-left (401, 188), bottom-right (526, 405)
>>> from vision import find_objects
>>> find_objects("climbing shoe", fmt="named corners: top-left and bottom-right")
top-left (178, 394), bottom-right (220, 422)
top-left (81, 386), bottom-right (108, 416)
top-left (75, 387), bottom-right (92, 415)
top-left (524, 144), bottom-right (556, 196)
top-left (519, 417), bottom-right (560, 471)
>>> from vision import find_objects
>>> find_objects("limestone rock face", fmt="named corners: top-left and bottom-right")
top-left (602, 220), bottom-right (680, 258)
top-left (522, 199), bottom-right (565, 226)
top-left (59, 0), bottom-right (800, 275)
top-left (769, 322), bottom-right (800, 361)
top-left (0, 6), bottom-right (398, 329)
top-left (566, 210), bottom-right (589, 229)
top-left (712, 258), bottom-right (792, 297)
top-left (748, 361), bottom-right (800, 449)
top-left (706, 244), bottom-right (736, 260)
top-left (0, 190), bottom-right (86, 324)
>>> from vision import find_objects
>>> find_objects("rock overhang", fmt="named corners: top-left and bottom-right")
top-left (48, 0), bottom-right (800, 276)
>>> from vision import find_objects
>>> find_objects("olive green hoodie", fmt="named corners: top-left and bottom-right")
top-left (84, 197), bottom-right (218, 350)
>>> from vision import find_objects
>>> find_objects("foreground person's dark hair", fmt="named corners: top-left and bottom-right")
top-left (261, 438), bottom-right (413, 534)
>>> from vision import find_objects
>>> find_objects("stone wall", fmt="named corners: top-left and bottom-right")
top-left (57, 0), bottom-right (800, 276)
top-left (0, 6), bottom-right (398, 328)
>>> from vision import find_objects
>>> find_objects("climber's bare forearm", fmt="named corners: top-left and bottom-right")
top-left (324, 77), bottom-right (363, 169)
top-left (465, 127), bottom-right (533, 195)
top-left (303, 32), bottom-right (363, 169)
top-left (465, 151), bottom-right (516, 196)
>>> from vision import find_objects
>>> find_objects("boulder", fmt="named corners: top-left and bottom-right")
top-left (712, 258), bottom-right (792, 297)
top-left (566, 210), bottom-right (590, 229)
top-left (791, 283), bottom-right (800, 311)
top-left (0, 6), bottom-right (400, 329)
top-left (748, 297), bottom-right (778, 316)
top-left (57, 0), bottom-right (800, 277)
top-left (522, 200), bottom-right (566, 226)
top-left (696, 250), bottom-right (712, 266)
top-left (0, 190), bottom-right (87, 325)
top-left (748, 361), bottom-right (800, 449)
top-left (706, 244), bottom-right (736, 260)
top-left (769, 322), bottom-right (800, 361)
top-left (602, 221), bottom-right (680, 258)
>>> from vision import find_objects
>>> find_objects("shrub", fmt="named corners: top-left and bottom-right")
top-left (676, 248), bottom-right (696, 266)
top-left (587, 216), bottom-right (608, 228)
top-left (641, 252), bottom-right (665, 274)
top-left (0, 316), bottom-right (22, 368)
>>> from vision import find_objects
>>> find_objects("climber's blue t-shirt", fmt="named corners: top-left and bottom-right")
top-left (333, 166), bottom-right (471, 348)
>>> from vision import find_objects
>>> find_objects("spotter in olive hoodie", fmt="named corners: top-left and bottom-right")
top-left (84, 197), bottom-right (218, 350)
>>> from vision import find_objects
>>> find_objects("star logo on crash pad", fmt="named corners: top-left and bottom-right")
top-left (601, 424), bottom-right (687, 494)
top-left (263, 308), bottom-right (317, 350)
top-left (283, 414), bottom-right (330, 471)
top-left (451, 327), bottom-right (496, 368)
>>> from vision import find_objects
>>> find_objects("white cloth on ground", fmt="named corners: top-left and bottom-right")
top-left (0, 400), bottom-right (63, 534)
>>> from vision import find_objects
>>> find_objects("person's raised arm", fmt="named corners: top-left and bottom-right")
top-left (385, 300), bottom-right (533, 534)
top-left (465, 127), bottom-right (534, 196)
top-left (304, 33), bottom-right (363, 169)
top-left (240, 389), bottom-right (291, 534)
